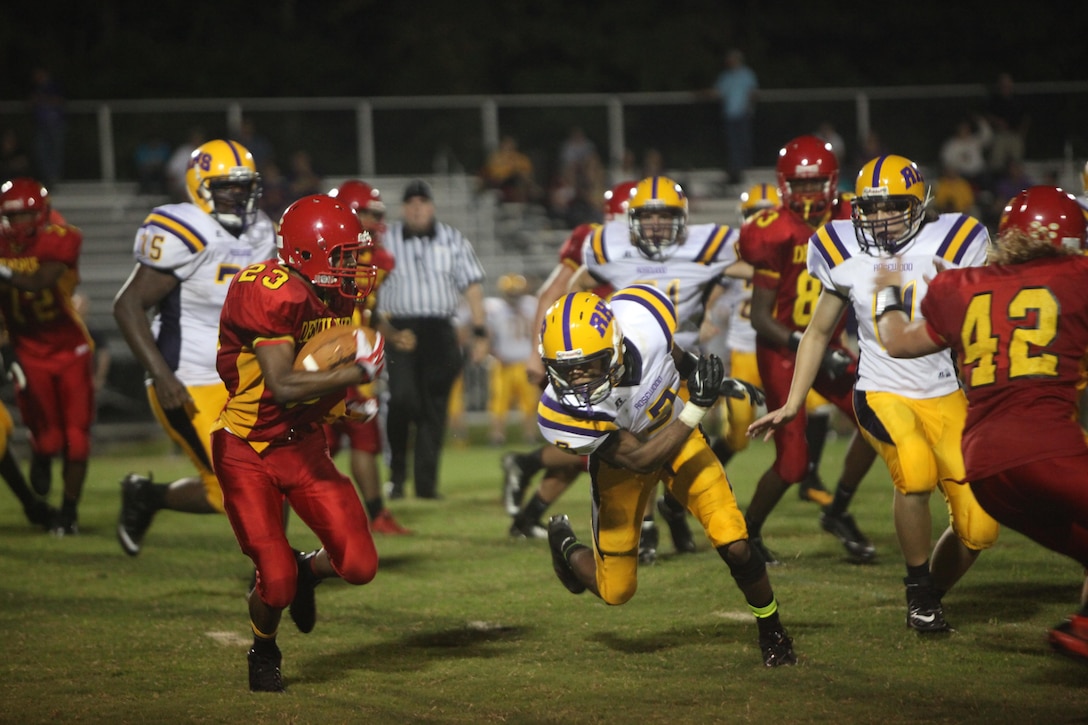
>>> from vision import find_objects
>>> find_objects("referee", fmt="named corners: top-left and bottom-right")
top-left (376, 180), bottom-right (488, 499)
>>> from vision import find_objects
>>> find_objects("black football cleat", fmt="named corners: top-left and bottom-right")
top-left (759, 628), bottom-right (797, 667)
top-left (904, 576), bottom-right (952, 633)
top-left (247, 645), bottom-right (285, 693)
top-left (509, 516), bottom-right (547, 539)
top-left (656, 496), bottom-right (697, 554)
top-left (501, 453), bottom-right (530, 517)
top-left (288, 550), bottom-right (320, 634)
top-left (548, 515), bottom-right (587, 594)
top-left (117, 473), bottom-right (156, 556)
top-left (820, 509), bottom-right (876, 563)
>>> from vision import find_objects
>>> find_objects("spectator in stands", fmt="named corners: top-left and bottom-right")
top-left (707, 48), bottom-right (759, 183)
top-left (258, 160), bottom-right (292, 220)
top-left (939, 116), bottom-right (992, 190)
top-left (286, 150), bottom-right (323, 203)
top-left (29, 68), bottom-right (64, 187)
top-left (933, 164), bottom-right (979, 217)
top-left (236, 118), bottom-right (275, 173)
top-left (985, 72), bottom-right (1030, 175)
top-left (134, 136), bottom-right (171, 195)
top-left (988, 159), bottom-right (1036, 228)
top-left (0, 128), bottom-right (31, 180)
top-left (479, 135), bottom-right (537, 203)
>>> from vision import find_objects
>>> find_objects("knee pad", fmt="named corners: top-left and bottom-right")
top-left (717, 540), bottom-right (767, 587)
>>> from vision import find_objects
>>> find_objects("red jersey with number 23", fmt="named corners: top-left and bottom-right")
top-left (217, 259), bottom-right (355, 449)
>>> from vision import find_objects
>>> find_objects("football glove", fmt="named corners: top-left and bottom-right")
top-left (354, 329), bottom-right (386, 382)
top-left (686, 354), bottom-right (725, 408)
top-left (719, 377), bottom-right (765, 408)
top-left (820, 349), bottom-right (853, 381)
top-left (0, 343), bottom-right (25, 392)
top-left (346, 396), bottom-right (380, 423)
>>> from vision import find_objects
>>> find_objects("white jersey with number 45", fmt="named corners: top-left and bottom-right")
top-left (133, 202), bottom-right (277, 386)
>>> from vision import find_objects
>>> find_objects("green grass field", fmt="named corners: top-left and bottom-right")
top-left (1, 431), bottom-right (1085, 724)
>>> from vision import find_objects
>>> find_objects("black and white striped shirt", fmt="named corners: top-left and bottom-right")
top-left (376, 220), bottom-right (486, 319)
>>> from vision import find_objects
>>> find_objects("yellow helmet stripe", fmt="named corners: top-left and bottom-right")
top-left (589, 225), bottom-right (607, 265)
top-left (936, 214), bottom-right (984, 265)
top-left (538, 394), bottom-right (618, 438)
top-left (811, 224), bottom-right (850, 268)
top-left (144, 211), bottom-right (208, 253)
top-left (610, 284), bottom-right (676, 345)
top-left (695, 225), bottom-right (731, 264)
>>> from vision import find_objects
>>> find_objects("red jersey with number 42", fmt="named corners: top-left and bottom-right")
top-left (921, 254), bottom-right (1088, 479)
top-left (217, 259), bottom-right (356, 446)
top-left (0, 222), bottom-right (92, 359)
top-left (738, 201), bottom-right (850, 343)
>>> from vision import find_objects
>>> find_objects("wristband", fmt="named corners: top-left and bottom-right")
top-left (472, 325), bottom-right (488, 338)
top-left (874, 285), bottom-right (905, 320)
top-left (0, 264), bottom-right (12, 281)
top-left (787, 331), bottom-right (802, 352)
top-left (678, 402), bottom-right (709, 428)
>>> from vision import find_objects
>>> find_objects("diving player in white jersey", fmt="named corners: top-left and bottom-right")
top-left (113, 138), bottom-right (278, 556)
top-left (571, 176), bottom-right (751, 561)
top-left (539, 285), bottom-right (795, 667)
top-left (749, 154), bottom-right (1000, 633)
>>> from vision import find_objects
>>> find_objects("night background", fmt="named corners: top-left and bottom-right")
top-left (2, 1), bottom-right (1088, 182)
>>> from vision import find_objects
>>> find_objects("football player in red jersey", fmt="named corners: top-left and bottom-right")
top-left (325, 180), bottom-right (414, 535)
top-left (502, 181), bottom-right (635, 540)
top-left (737, 136), bottom-right (878, 564)
top-left (0, 177), bottom-right (94, 535)
top-left (876, 185), bottom-right (1088, 662)
top-left (212, 195), bottom-right (386, 692)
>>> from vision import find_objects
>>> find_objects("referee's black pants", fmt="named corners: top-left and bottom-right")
top-left (384, 317), bottom-right (463, 498)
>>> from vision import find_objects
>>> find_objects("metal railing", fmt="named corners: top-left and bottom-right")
top-left (3, 81), bottom-right (1088, 186)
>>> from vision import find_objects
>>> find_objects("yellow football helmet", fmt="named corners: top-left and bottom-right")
top-left (539, 292), bottom-right (625, 407)
top-left (185, 139), bottom-right (262, 234)
top-left (738, 182), bottom-right (780, 223)
top-left (852, 154), bottom-right (931, 254)
top-left (628, 175), bottom-right (688, 260)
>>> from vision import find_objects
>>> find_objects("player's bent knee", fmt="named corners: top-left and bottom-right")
top-left (597, 556), bottom-right (638, 605)
top-left (34, 429), bottom-right (64, 457)
top-left (337, 556), bottom-right (378, 586)
top-left (65, 430), bottom-right (91, 461)
top-left (718, 540), bottom-right (766, 586)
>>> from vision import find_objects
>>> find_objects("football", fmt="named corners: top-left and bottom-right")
top-left (294, 325), bottom-right (371, 372)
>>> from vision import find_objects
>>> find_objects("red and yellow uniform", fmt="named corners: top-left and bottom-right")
top-left (922, 255), bottom-right (1088, 564)
top-left (212, 259), bottom-right (377, 608)
top-left (0, 221), bottom-right (94, 461)
top-left (737, 199), bottom-right (855, 482)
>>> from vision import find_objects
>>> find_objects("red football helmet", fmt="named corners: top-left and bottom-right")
top-left (277, 195), bottom-right (378, 300)
top-left (330, 180), bottom-right (385, 217)
top-left (999, 185), bottom-right (1087, 251)
top-left (602, 180), bottom-right (638, 220)
top-left (0, 177), bottom-right (50, 240)
top-left (775, 135), bottom-right (839, 225)
top-left (329, 179), bottom-right (386, 241)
